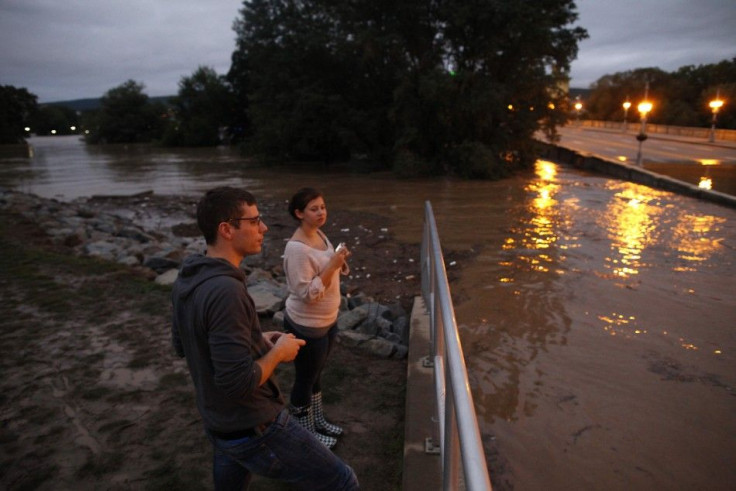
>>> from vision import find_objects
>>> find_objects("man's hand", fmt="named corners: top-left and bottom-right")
top-left (255, 332), bottom-right (306, 385)
top-left (262, 331), bottom-right (285, 349)
top-left (273, 333), bottom-right (306, 362)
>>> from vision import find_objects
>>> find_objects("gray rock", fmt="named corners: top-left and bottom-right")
top-left (117, 226), bottom-right (155, 243)
top-left (337, 330), bottom-right (374, 347)
top-left (391, 344), bottom-right (408, 359)
top-left (356, 314), bottom-right (392, 336)
top-left (117, 255), bottom-right (141, 267)
top-left (249, 282), bottom-right (285, 315)
top-left (392, 316), bottom-right (409, 345)
top-left (362, 337), bottom-right (396, 358)
top-left (155, 268), bottom-right (179, 286)
top-left (337, 308), bottom-right (368, 330)
top-left (84, 240), bottom-right (121, 260)
top-left (143, 256), bottom-right (180, 273)
top-left (356, 302), bottom-right (391, 322)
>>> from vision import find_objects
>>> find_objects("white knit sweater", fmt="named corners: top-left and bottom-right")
top-left (283, 237), bottom-right (349, 328)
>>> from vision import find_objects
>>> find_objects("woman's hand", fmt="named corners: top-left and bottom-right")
top-left (320, 245), bottom-right (350, 287)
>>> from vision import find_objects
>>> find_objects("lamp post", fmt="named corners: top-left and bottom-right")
top-left (635, 101), bottom-right (652, 166)
top-left (622, 101), bottom-right (631, 132)
top-left (708, 91), bottom-right (724, 143)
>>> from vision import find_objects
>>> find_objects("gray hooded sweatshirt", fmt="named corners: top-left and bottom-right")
top-left (171, 254), bottom-right (283, 434)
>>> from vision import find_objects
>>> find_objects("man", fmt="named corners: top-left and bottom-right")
top-left (172, 186), bottom-right (359, 490)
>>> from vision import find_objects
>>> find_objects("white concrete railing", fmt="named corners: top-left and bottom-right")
top-left (420, 200), bottom-right (492, 491)
top-left (579, 119), bottom-right (736, 142)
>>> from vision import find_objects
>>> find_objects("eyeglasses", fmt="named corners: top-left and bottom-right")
top-left (228, 215), bottom-right (262, 226)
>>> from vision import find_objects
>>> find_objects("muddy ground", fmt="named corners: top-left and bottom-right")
top-left (0, 192), bottom-right (459, 490)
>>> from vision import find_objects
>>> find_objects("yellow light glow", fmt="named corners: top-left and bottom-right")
top-left (617, 156), bottom-right (628, 162)
top-left (637, 101), bottom-right (652, 115)
top-left (548, 102), bottom-right (555, 110)
top-left (697, 159), bottom-right (720, 166)
top-left (508, 104), bottom-right (514, 110)
top-left (709, 99), bottom-right (724, 110)
top-left (574, 102), bottom-right (582, 111)
top-left (698, 177), bottom-right (713, 190)
top-left (623, 101), bottom-right (631, 110)
top-left (538, 160), bottom-right (557, 181)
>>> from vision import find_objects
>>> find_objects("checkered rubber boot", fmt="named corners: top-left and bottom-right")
top-left (289, 403), bottom-right (337, 449)
top-left (311, 392), bottom-right (344, 437)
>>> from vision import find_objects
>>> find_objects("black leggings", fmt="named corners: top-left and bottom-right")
top-left (284, 319), bottom-right (338, 407)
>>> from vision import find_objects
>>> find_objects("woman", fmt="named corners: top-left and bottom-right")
top-left (283, 188), bottom-right (350, 449)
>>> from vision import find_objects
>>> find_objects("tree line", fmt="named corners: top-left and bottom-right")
top-left (582, 58), bottom-right (736, 129)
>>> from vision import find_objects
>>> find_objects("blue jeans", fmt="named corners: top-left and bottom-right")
top-left (207, 408), bottom-right (359, 490)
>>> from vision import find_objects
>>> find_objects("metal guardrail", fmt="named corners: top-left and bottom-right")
top-left (420, 201), bottom-right (493, 491)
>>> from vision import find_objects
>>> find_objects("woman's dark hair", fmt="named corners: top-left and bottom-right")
top-left (197, 186), bottom-right (256, 244)
top-left (288, 187), bottom-right (323, 220)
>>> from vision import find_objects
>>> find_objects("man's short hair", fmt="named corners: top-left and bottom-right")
top-left (197, 186), bottom-right (257, 245)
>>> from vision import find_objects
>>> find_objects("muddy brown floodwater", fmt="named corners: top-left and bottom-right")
top-left (3, 136), bottom-right (735, 490)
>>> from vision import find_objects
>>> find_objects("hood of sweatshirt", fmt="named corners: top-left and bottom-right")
top-left (174, 254), bottom-right (245, 300)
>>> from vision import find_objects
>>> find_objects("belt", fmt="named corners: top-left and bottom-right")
top-left (209, 416), bottom-right (275, 440)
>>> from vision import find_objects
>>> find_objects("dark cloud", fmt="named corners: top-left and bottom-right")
top-left (1, 0), bottom-right (734, 102)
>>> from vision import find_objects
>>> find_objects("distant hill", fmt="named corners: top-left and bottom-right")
top-left (43, 96), bottom-right (174, 112)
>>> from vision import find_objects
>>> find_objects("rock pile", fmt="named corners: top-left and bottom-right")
top-left (1, 188), bottom-right (410, 358)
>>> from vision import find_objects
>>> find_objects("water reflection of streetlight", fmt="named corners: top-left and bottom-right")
top-left (635, 101), bottom-right (652, 166)
top-left (698, 176), bottom-right (713, 190)
top-left (622, 100), bottom-right (631, 132)
top-left (502, 160), bottom-right (561, 278)
top-left (708, 91), bottom-right (724, 143)
top-left (603, 184), bottom-right (660, 279)
top-left (697, 159), bottom-right (720, 191)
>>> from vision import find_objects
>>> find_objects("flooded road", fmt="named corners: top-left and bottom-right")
top-left (3, 136), bottom-right (735, 489)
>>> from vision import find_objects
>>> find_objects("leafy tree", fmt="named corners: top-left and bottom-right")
top-left (163, 66), bottom-right (235, 146)
top-left (392, 0), bottom-right (587, 178)
top-left (229, 0), bottom-right (355, 163)
top-left (30, 104), bottom-right (80, 136)
top-left (85, 80), bottom-right (167, 144)
top-left (228, 0), bottom-right (587, 177)
top-left (0, 85), bottom-right (38, 144)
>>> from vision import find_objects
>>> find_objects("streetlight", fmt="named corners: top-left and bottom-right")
top-left (574, 100), bottom-right (582, 126)
top-left (622, 100), bottom-right (631, 132)
top-left (708, 91), bottom-right (724, 143)
top-left (635, 100), bottom-right (652, 166)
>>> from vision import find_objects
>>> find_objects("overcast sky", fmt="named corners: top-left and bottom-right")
top-left (1, 0), bottom-right (734, 103)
